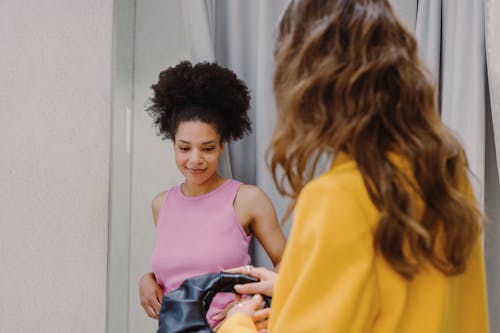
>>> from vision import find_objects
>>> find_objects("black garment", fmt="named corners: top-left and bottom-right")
top-left (157, 272), bottom-right (270, 333)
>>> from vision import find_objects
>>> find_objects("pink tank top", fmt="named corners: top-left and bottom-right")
top-left (151, 179), bottom-right (251, 328)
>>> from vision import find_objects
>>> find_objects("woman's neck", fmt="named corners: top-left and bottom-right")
top-left (181, 175), bottom-right (226, 197)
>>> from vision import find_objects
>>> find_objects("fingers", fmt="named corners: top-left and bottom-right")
top-left (256, 321), bottom-right (268, 331)
top-left (244, 294), bottom-right (263, 310)
top-left (155, 286), bottom-right (163, 301)
top-left (226, 266), bottom-right (275, 297)
top-left (234, 282), bottom-right (265, 295)
top-left (145, 305), bottom-right (159, 319)
top-left (141, 298), bottom-right (160, 319)
top-left (225, 265), bottom-right (260, 279)
top-left (211, 311), bottom-right (225, 321)
top-left (148, 289), bottom-right (162, 311)
top-left (253, 307), bottom-right (271, 322)
top-left (211, 300), bottom-right (237, 321)
top-left (227, 294), bottom-right (263, 317)
top-left (139, 272), bottom-right (163, 320)
top-left (152, 299), bottom-right (161, 315)
top-left (254, 307), bottom-right (271, 331)
top-left (229, 266), bottom-right (274, 283)
top-left (154, 288), bottom-right (163, 312)
top-left (140, 289), bottom-right (162, 320)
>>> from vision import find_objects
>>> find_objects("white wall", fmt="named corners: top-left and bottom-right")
top-left (0, 1), bottom-right (113, 332)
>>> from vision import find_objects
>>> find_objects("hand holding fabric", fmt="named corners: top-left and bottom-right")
top-left (225, 294), bottom-right (269, 332)
top-left (225, 266), bottom-right (277, 297)
top-left (138, 272), bottom-right (163, 319)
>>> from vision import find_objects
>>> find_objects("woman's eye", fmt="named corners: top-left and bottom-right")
top-left (179, 147), bottom-right (189, 151)
top-left (203, 147), bottom-right (215, 152)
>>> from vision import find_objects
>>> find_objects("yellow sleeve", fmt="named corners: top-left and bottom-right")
top-left (217, 313), bottom-right (257, 333)
top-left (267, 178), bottom-right (379, 333)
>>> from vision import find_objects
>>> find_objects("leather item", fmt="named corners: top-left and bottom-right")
top-left (157, 272), bottom-right (270, 333)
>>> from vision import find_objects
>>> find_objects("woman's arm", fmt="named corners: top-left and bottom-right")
top-left (138, 191), bottom-right (166, 319)
top-left (234, 185), bottom-right (286, 269)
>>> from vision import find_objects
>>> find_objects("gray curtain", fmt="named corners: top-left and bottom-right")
top-left (440, 0), bottom-right (487, 204)
top-left (416, 1), bottom-right (487, 206)
top-left (407, 1), bottom-right (500, 330)
top-left (415, 0), bottom-right (442, 87)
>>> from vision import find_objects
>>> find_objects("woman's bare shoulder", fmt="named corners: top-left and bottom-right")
top-left (235, 184), bottom-right (274, 215)
top-left (152, 191), bottom-right (167, 225)
top-left (236, 184), bottom-right (268, 201)
top-left (152, 191), bottom-right (167, 207)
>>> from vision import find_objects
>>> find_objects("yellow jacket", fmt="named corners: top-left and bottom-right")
top-left (219, 152), bottom-right (489, 333)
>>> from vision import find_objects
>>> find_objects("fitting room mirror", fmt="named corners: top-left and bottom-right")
top-left (107, 1), bottom-right (421, 333)
top-left (107, 1), bottom-right (292, 332)
top-left (107, 1), bottom-right (500, 332)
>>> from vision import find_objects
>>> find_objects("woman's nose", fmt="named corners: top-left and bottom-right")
top-left (189, 150), bottom-right (203, 163)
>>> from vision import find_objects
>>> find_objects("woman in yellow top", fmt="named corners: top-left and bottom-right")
top-left (218, 0), bottom-right (490, 332)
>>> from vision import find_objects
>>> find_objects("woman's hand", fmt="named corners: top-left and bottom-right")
top-left (225, 294), bottom-right (270, 332)
top-left (253, 306), bottom-right (271, 332)
top-left (138, 272), bottom-right (163, 319)
top-left (225, 266), bottom-right (277, 297)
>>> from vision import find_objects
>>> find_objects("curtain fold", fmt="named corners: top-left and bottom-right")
top-left (440, 0), bottom-right (486, 204)
top-left (214, 0), bottom-right (258, 185)
top-left (254, 0), bottom-right (291, 219)
top-left (415, 0), bottom-right (442, 85)
top-left (416, 0), bottom-right (487, 204)
top-left (181, 0), bottom-right (216, 62)
top-left (416, 1), bottom-right (499, 330)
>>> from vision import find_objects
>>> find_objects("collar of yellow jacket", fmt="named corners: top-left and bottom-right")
top-left (331, 151), bottom-right (409, 171)
top-left (331, 151), bottom-right (352, 169)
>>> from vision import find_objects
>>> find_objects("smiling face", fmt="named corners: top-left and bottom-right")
top-left (174, 121), bottom-right (223, 185)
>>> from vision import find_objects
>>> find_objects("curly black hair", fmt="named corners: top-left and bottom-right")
top-left (146, 61), bottom-right (252, 142)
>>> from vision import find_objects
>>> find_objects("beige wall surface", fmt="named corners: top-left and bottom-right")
top-left (0, 1), bottom-right (113, 332)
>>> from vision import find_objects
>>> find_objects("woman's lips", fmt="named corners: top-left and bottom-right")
top-left (186, 167), bottom-right (207, 174)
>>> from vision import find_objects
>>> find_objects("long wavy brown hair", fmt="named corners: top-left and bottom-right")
top-left (269, 0), bottom-right (482, 278)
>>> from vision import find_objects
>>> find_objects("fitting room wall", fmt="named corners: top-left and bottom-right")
top-left (0, 1), bottom-right (113, 332)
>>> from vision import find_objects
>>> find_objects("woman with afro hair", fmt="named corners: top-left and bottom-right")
top-left (138, 61), bottom-right (286, 330)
